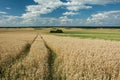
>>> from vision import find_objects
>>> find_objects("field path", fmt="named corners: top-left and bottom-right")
top-left (1, 34), bottom-right (59, 80)
top-left (8, 34), bottom-right (39, 68)
top-left (40, 35), bottom-right (56, 80)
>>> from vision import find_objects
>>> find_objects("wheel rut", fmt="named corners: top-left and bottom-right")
top-left (40, 35), bottom-right (56, 80)
top-left (1, 34), bottom-right (56, 80)
top-left (0, 34), bottom-right (39, 79)
top-left (9, 34), bottom-right (39, 67)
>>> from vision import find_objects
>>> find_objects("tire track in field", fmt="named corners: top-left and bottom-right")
top-left (0, 34), bottom-right (39, 79)
top-left (1, 34), bottom-right (56, 80)
top-left (40, 35), bottom-right (56, 80)
top-left (9, 34), bottom-right (39, 67)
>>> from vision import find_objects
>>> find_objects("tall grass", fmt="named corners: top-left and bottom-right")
top-left (43, 35), bottom-right (120, 80)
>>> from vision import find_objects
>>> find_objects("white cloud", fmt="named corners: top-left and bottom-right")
top-left (26, 2), bottom-right (62, 14)
top-left (24, 0), bottom-right (118, 18)
top-left (0, 11), bottom-right (7, 14)
top-left (22, 0), bottom-right (62, 19)
top-left (6, 7), bottom-right (11, 10)
top-left (0, 0), bottom-right (120, 27)
top-left (63, 11), bottom-right (78, 16)
top-left (20, 0), bottom-right (64, 26)
top-left (63, 0), bottom-right (120, 11)
top-left (87, 10), bottom-right (120, 26)
top-left (66, 5), bottom-right (92, 11)
top-left (59, 16), bottom-right (73, 24)
top-left (22, 12), bottom-right (40, 19)
top-left (85, 0), bottom-right (120, 4)
top-left (67, 0), bottom-right (120, 5)
top-left (21, 16), bottom-right (57, 26)
top-left (22, 0), bottom-right (120, 25)
top-left (0, 15), bottom-right (22, 27)
top-left (64, 1), bottom-right (92, 11)
top-left (0, 10), bottom-right (120, 26)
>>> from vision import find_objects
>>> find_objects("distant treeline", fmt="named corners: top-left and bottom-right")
top-left (0, 26), bottom-right (120, 29)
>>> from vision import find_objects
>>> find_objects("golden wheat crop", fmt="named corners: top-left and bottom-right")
top-left (2, 35), bottom-right (49, 80)
top-left (1, 30), bottom-right (120, 80)
top-left (0, 32), bottom-right (36, 67)
top-left (0, 40), bottom-right (30, 74)
top-left (43, 35), bottom-right (120, 80)
top-left (0, 32), bottom-right (37, 44)
top-left (0, 32), bottom-right (37, 79)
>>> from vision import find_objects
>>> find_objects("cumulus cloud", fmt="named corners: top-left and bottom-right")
top-left (6, 7), bottom-right (11, 10)
top-left (63, 11), bottom-right (78, 16)
top-left (67, 0), bottom-right (120, 5)
top-left (0, 0), bottom-right (120, 27)
top-left (61, 0), bottom-right (119, 16)
top-left (87, 10), bottom-right (120, 26)
top-left (64, 1), bottom-right (92, 11)
top-left (0, 11), bottom-right (7, 14)
top-left (85, 0), bottom-right (120, 4)
top-left (22, 0), bottom-right (62, 19)
top-left (64, 0), bottom-right (120, 11)
top-left (0, 15), bottom-right (22, 27)
top-left (59, 16), bottom-right (73, 24)
top-left (24, 0), bottom-right (119, 18)
top-left (22, 0), bottom-right (120, 23)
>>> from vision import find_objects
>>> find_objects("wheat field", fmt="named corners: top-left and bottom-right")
top-left (0, 32), bottom-right (36, 79)
top-left (43, 35), bottom-right (120, 80)
top-left (3, 35), bottom-right (49, 80)
top-left (0, 29), bottom-right (120, 80)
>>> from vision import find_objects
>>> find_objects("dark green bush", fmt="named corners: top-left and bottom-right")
top-left (50, 28), bottom-right (63, 33)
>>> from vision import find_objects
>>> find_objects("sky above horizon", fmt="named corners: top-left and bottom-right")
top-left (0, 0), bottom-right (120, 27)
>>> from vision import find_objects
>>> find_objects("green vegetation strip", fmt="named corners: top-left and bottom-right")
top-left (57, 34), bottom-right (120, 41)
top-left (54, 29), bottom-right (120, 41)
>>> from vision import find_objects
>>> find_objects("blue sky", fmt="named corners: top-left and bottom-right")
top-left (0, 0), bottom-right (120, 27)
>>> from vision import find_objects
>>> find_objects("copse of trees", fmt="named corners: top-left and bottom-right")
top-left (50, 28), bottom-right (63, 33)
